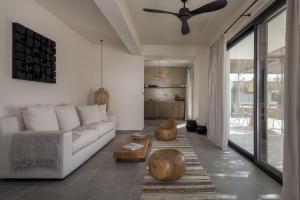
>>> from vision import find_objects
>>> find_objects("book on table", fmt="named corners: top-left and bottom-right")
top-left (122, 143), bottom-right (144, 151)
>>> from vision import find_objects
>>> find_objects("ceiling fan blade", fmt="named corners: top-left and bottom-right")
top-left (190, 0), bottom-right (227, 15)
top-left (143, 8), bottom-right (178, 16)
top-left (181, 20), bottom-right (190, 35)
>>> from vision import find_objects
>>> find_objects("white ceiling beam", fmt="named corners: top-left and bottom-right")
top-left (94, 0), bottom-right (141, 54)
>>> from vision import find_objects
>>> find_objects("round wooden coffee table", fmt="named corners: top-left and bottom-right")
top-left (148, 149), bottom-right (185, 181)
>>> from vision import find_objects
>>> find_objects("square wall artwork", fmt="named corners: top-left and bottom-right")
top-left (12, 23), bottom-right (56, 83)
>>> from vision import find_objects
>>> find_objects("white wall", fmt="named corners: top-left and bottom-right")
top-left (0, 0), bottom-right (101, 117)
top-left (0, 0), bottom-right (210, 130)
top-left (102, 44), bottom-right (144, 130)
top-left (142, 45), bottom-right (210, 125)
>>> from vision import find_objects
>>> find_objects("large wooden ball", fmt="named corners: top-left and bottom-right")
top-left (149, 149), bottom-right (185, 181)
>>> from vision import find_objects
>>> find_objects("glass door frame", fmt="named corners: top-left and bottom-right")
top-left (227, 0), bottom-right (286, 184)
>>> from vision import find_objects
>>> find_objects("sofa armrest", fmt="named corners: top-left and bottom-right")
top-left (0, 130), bottom-right (73, 177)
top-left (107, 114), bottom-right (115, 122)
top-left (107, 114), bottom-right (116, 126)
top-left (8, 130), bottom-right (71, 143)
top-left (0, 130), bottom-right (72, 157)
top-left (14, 130), bottom-right (65, 135)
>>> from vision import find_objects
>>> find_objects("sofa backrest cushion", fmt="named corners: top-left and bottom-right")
top-left (22, 105), bottom-right (60, 131)
top-left (98, 104), bottom-right (108, 121)
top-left (0, 117), bottom-right (24, 135)
top-left (55, 105), bottom-right (80, 131)
top-left (77, 105), bottom-right (102, 125)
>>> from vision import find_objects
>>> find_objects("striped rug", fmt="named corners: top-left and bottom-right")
top-left (140, 132), bottom-right (223, 200)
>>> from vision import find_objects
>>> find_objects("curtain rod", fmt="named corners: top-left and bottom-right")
top-left (224, 0), bottom-right (258, 34)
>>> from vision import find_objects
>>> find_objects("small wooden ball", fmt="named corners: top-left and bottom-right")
top-left (155, 120), bottom-right (177, 141)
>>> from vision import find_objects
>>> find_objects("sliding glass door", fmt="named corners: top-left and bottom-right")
top-left (257, 9), bottom-right (286, 172)
top-left (229, 33), bottom-right (255, 155)
top-left (227, 2), bottom-right (286, 182)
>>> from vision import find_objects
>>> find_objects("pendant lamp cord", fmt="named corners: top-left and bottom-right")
top-left (100, 40), bottom-right (103, 88)
top-left (158, 60), bottom-right (161, 77)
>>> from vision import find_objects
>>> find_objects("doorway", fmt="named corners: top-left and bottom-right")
top-left (143, 59), bottom-right (194, 121)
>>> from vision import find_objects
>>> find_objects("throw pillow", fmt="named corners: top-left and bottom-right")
top-left (22, 105), bottom-right (60, 131)
top-left (55, 105), bottom-right (80, 131)
top-left (77, 105), bottom-right (102, 125)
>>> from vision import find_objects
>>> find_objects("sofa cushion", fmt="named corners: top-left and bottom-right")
top-left (98, 105), bottom-right (108, 121)
top-left (87, 122), bottom-right (114, 137)
top-left (55, 105), bottom-right (80, 131)
top-left (77, 105), bottom-right (101, 125)
top-left (72, 130), bottom-right (98, 154)
top-left (22, 105), bottom-right (59, 131)
top-left (74, 121), bottom-right (114, 138)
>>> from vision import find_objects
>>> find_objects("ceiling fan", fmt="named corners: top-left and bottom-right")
top-left (143, 0), bottom-right (227, 35)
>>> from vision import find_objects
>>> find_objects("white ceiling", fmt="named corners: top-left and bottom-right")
top-left (35, 0), bottom-right (273, 48)
top-left (126, 0), bottom-right (250, 45)
top-left (145, 59), bottom-right (193, 68)
top-left (35, 0), bottom-right (121, 44)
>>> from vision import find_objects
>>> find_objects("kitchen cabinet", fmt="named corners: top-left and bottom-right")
top-left (144, 101), bottom-right (155, 119)
top-left (144, 100), bottom-right (185, 120)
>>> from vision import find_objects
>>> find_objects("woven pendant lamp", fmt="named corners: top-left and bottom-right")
top-left (94, 40), bottom-right (110, 111)
top-left (155, 60), bottom-right (165, 79)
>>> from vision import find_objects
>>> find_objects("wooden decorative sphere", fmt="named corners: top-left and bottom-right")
top-left (155, 120), bottom-right (177, 141)
top-left (149, 149), bottom-right (185, 181)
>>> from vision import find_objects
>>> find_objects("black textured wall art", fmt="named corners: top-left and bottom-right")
top-left (12, 23), bottom-right (56, 83)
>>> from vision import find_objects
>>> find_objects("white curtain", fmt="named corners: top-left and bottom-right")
top-left (282, 0), bottom-right (300, 199)
top-left (186, 67), bottom-right (193, 120)
top-left (208, 34), bottom-right (229, 150)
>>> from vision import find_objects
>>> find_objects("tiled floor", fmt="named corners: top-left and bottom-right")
top-left (0, 121), bottom-right (281, 200)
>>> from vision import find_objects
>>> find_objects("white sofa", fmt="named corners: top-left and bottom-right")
top-left (0, 105), bottom-right (116, 179)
